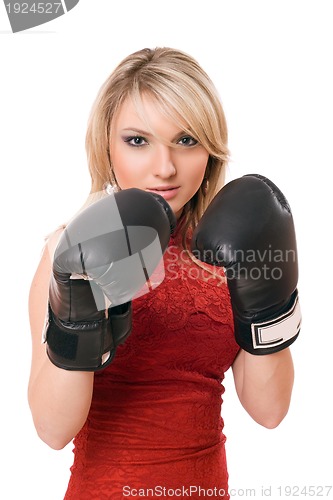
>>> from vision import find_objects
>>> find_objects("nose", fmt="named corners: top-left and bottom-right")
top-left (153, 145), bottom-right (176, 179)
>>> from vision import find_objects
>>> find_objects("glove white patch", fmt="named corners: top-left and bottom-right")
top-left (251, 295), bottom-right (301, 350)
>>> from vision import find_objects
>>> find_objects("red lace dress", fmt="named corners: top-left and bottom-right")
top-left (64, 230), bottom-right (239, 500)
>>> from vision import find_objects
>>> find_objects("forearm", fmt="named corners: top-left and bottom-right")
top-left (28, 356), bottom-right (94, 450)
top-left (232, 347), bottom-right (294, 428)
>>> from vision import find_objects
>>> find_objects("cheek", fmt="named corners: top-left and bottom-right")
top-left (182, 151), bottom-right (209, 188)
top-left (111, 147), bottom-right (147, 188)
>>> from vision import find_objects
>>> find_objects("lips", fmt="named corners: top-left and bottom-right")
top-left (146, 186), bottom-right (180, 201)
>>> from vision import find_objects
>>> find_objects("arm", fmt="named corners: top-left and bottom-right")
top-left (28, 232), bottom-right (94, 450)
top-left (191, 175), bottom-right (301, 428)
top-left (232, 348), bottom-right (294, 428)
top-left (28, 189), bottom-right (175, 449)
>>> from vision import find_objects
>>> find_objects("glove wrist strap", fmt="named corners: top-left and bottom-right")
top-left (235, 290), bottom-right (301, 355)
top-left (44, 303), bottom-right (132, 371)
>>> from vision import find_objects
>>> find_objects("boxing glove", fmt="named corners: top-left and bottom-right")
top-left (44, 188), bottom-right (176, 371)
top-left (191, 174), bottom-right (301, 355)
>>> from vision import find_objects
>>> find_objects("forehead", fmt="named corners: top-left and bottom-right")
top-left (114, 94), bottom-right (189, 135)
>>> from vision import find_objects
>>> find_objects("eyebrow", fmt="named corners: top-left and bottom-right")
top-left (121, 128), bottom-right (154, 136)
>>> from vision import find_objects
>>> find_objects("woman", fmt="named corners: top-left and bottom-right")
top-left (28, 47), bottom-right (297, 499)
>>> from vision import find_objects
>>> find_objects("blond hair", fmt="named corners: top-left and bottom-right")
top-left (85, 47), bottom-right (229, 248)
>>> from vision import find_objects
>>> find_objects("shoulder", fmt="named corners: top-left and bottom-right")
top-left (44, 225), bottom-right (66, 262)
top-left (29, 225), bottom-right (65, 324)
top-left (28, 225), bottom-right (66, 372)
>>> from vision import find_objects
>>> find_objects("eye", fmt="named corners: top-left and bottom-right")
top-left (177, 136), bottom-right (198, 147)
top-left (123, 136), bottom-right (148, 147)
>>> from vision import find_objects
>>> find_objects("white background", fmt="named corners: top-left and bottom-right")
top-left (1, 1), bottom-right (332, 498)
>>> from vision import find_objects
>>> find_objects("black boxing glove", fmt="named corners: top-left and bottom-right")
top-left (191, 174), bottom-right (301, 355)
top-left (44, 188), bottom-right (176, 370)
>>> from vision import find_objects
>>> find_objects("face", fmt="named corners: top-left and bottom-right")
top-left (110, 95), bottom-right (209, 219)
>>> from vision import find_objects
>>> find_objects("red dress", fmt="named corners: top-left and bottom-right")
top-left (64, 230), bottom-right (239, 500)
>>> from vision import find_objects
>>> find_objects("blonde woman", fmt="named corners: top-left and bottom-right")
top-left (28, 48), bottom-right (300, 499)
